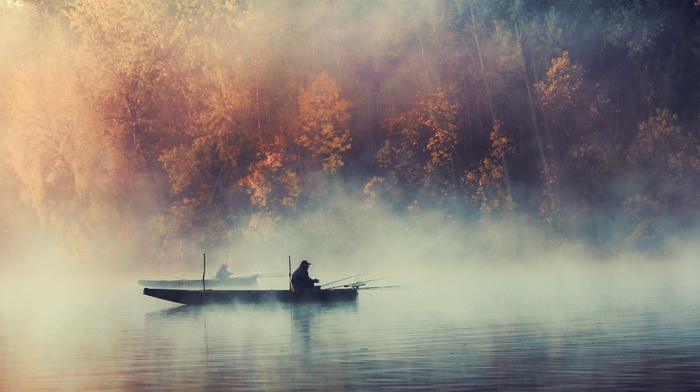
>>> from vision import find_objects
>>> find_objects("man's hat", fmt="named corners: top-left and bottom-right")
top-left (300, 260), bottom-right (311, 266)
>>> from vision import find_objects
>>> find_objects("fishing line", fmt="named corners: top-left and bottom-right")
top-left (320, 272), bottom-right (368, 288)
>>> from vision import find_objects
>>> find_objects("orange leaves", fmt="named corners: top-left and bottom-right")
top-left (628, 108), bottom-right (700, 179)
top-left (463, 121), bottom-right (514, 214)
top-left (296, 72), bottom-right (352, 173)
top-left (239, 144), bottom-right (300, 210)
top-left (159, 146), bottom-right (195, 197)
top-left (620, 108), bottom-right (700, 243)
top-left (425, 99), bottom-right (459, 171)
top-left (534, 51), bottom-right (583, 111)
top-left (376, 88), bottom-right (460, 194)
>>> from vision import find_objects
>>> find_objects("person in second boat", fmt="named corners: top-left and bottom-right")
top-left (291, 260), bottom-right (320, 291)
top-left (216, 262), bottom-right (233, 280)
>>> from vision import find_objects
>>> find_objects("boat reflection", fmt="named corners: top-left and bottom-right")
top-left (146, 299), bottom-right (357, 319)
top-left (144, 299), bottom-right (358, 372)
top-left (290, 304), bottom-right (313, 354)
top-left (145, 304), bottom-right (203, 319)
top-left (290, 301), bottom-right (358, 358)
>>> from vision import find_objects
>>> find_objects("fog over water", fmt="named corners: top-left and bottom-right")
top-left (2, 231), bottom-right (699, 391)
top-left (3, 188), bottom-right (699, 318)
top-left (1, 1), bottom-right (700, 389)
top-left (2, 192), bottom-right (700, 391)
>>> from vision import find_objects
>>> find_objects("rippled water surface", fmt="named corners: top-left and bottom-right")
top-left (1, 262), bottom-right (699, 391)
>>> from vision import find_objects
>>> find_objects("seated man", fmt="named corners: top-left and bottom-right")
top-left (291, 260), bottom-right (319, 291)
top-left (216, 262), bottom-right (233, 280)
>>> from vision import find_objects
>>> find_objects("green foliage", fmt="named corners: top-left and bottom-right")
top-left (590, 0), bottom-right (663, 59)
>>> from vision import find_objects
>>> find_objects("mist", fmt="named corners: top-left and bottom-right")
top-left (3, 3), bottom-right (700, 390)
top-left (0, 1), bottom-right (698, 286)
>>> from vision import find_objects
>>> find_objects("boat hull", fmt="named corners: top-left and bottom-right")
top-left (138, 276), bottom-right (258, 288)
top-left (143, 287), bottom-right (358, 305)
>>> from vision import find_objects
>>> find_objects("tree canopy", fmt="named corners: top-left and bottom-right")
top-left (1, 0), bottom-right (699, 266)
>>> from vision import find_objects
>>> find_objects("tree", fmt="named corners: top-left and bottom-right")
top-left (372, 88), bottom-right (460, 207)
top-left (533, 51), bottom-right (584, 226)
top-left (623, 108), bottom-right (700, 246)
top-left (296, 72), bottom-right (352, 174)
top-left (464, 120), bottom-right (514, 215)
top-left (4, 52), bottom-right (126, 261)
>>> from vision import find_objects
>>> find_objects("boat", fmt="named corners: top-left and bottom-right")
top-left (142, 287), bottom-right (359, 305)
top-left (138, 274), bottom-right (259, 288)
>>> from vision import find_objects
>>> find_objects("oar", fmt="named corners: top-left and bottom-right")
top-left (326, 276), bottom-right (390, 290)
top-left (320, 273), bottom-right (368, 288)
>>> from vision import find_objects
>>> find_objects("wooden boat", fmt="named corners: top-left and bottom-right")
top-left (138, 274), bottom-right (259, 288)
top-left (143, 287), bottom-right (359, 305)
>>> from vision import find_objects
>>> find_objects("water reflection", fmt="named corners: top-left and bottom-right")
top-left (2, 267), bottom-right (699, 391)
top-left (290, 304), bottom-right (314, 355)
top-left (134, 287), bottom-right (700, 390)
top-left (143, 301), bottom-right (359, 362)
top-left (145, 304), bottom-right (202, 319)
top-left (289, 301), bottom-right (359, 356)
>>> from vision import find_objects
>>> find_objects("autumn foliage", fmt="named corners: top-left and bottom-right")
top-left (1, 0), bottom-right (699, 264)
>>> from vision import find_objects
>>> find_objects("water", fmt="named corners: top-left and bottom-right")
top-left (1, 261), bottom-right (699, 391)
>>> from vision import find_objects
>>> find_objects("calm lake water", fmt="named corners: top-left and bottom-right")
top-left (1, 261), bottom-right (699, 391)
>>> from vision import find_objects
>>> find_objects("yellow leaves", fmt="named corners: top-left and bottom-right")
top-left (363, 176), bottom-right (393, 204)
top-left (463, 120), bottom-right (514, 214)
top-left (297, 72), bottom-right (352, 174)
top-left (239, 142), bottom-right (300, 210)
top-left (5, 52), bottom-right (123, 226)
top-left (376, 88), bottom-right (460, 193)
top-left (159, 146), bottom-right (196, 197)
top-left (629, 108), bottom-right (699, 179)
top-left (534, 51), bottom-right (583, 110)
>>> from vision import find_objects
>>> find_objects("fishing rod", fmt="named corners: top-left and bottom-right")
top-left (320, 272), bottom-right (368, 288)
top-left (326, 276), bottom-right (390, 290)
top-left (256, 272), bottom-right (288, 278)
top-left (357, 285), bottom-right (413, 290)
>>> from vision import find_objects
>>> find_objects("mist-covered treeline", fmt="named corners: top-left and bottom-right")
top-left (1, 0), bottom-right (699, 267)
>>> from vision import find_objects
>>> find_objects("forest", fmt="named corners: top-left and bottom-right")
top-left (1, 0), bottom-right (699, 268)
